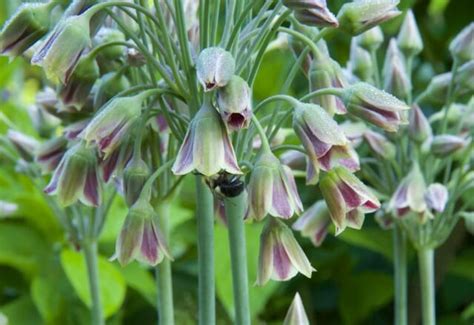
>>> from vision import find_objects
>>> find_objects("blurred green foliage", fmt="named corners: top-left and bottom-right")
top-left (0, 1), bottom-right (473, 324)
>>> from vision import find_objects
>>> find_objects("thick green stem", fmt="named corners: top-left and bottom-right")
top-left (224, 193), bottom-right (250, 325)
top-left (195, 176), bottom-right (215, 325)
top-left (156, 201), bottom-right (174, 325)
top-left (418, 248), bottom-right (436, 325)
top-left (393, 224), bottom-right (407, 325)
top-left (83, 240), bottom-right (104, 325)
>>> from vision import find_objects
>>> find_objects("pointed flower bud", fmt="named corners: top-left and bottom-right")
top-left (172, 102), bottom-right (241, 176)
top-left (292, 2), bottom-right (339, 28)
top-left (383, 39), bottom-right (411, 100)
top-left (257, 218), bottom-right (314, 285)
top-left (293, 103), bottom-right (359, 184)
top-left (217, 76), bottom-right (252, 131)
top-left (44, 142), bottom-right (101, 207)
top-left (123, 157), bottom-right (150, 206)
top-left (363, 130), bottom-right (396, 160)
top-left (409, 104), bottom-right (432, 143)
top-left (92, 27), bottom-right (126, 61)
top-left (449, 23), bottom-right (474, 63)
top-left (283, 293), bottom-right (310, 325)
top-left (35, 137), bottom-right (68, 173)
top-left (58, 54), bottom-right (99, 110)
top-left (457, 60), bottom-right (474, 92)
top-left (342, 82), bottom-right (410, 132)
top-left (248, 151), bottom-right (303, 221)
top-left (32, 12), bottom-right (93, 84)
top-left (337, 0), bottom-right (401, 36)
top-left (0, 2), bottom-right (56, 57)
top-left (309, 56), bottom-right (348, 115)
top-left (430, 134), bottom-right (469, 157)
top-left (196, 47), bottom-right (235, 91)
top-left (7, 130), bottom-right (39, 161)
top-left (320, 167), bottom-right (380, 234)
top-left (82, 92), bottom-right (150, 157)
top-left (350, 39), bottom-right (374, 82)
top-left (397, 10), bottom-right (423, 57)
top-left (356, 26), bottom-right (384, 52)
top-left (424, 183), bottom-right (448, 214)
top-left (115, 198), bottom-right (172, 266)
top-left (389, 163), bottom-right (426, 218)
top-left (93, 72), bottom-right (130, 108)
top-left (293, 200), bottom-right (331, 247)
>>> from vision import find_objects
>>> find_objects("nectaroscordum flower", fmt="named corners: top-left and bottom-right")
top-left (44, 142), bottom-right (101, 207)
top-left (320, 167), bottom-right (380, 234)
top-left (257, 218), bottom-right (314, 285)
top-left (247, 151), bottom-right (303, 221)
top-left (292, 200), bottom-right (331, 247)
top-left (424, 183), bottom-right (448, 214)
top-left (114, 197), bottom-right (172, 266)
top-left (217, 75), bottom-right (252, 131)
top-left (430, 135), bottom-right (470, 157)
top-left (196, 47), bottom-right (235, 91)
top-left (35, 137), bottom-right (68, 173)
top-left (389, 163), bottom-right (426, 218)
top-left (172, 102), bottom-right (241, 176)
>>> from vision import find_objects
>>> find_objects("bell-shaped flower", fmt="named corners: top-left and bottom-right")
top-left (247, 151), bottom-right (303, 221)
top-left (409, 104), bottom-right (432, 143)
top-left (172, 102), bottom-right (241, 176)
top-left (82, 92), bottom-right (150, 158)
top-left (196, 47), bottom-right (235, 91)
top-left (283, 293), bottom-right (310, 325)
top-left (0, 2), bottom-right (56, 57)
top-left (320, 167), bottom-right (380, 234)
top-left (383, 39), bottom-right (411, 100)
top-left (397, 10), bottom-right (423, 57)
top-left (363, 130), bottom-right (396, 160)
top-left (293, 200), bottom-right (331, 247)
top-left (430, 134), bottom-right (470, 157)
top-left (424, 183), bottom-right (448, 214)
top-left (449, 23), bottom-right (474, 63)
top-left (293, 5), bottom-right (339, 28)
top-left (356, 26), bottom-right (384, 52)
top-left (217, 75), bottom-right (252, 131)
top-left (389, 163), bottom-right (426, 218)
top-left (123, 157), bottom-right (150, 206)
top-left (342, 82), bottom-right (410, 132)
top-left (31, 12), bottom-right (94, 84)
top-left (44, 142), bottom-right (101, 207)
top-left (257, 218), bottom-right (314, 285)
top-left (7, 130), bottom-right (39, 161)
top-left (337, 0), bottom-right (401, 36)
top-left (35, 137), bottom-right (68, 173)
top-left (114, 197), bottom-right (172, 266)
top-left (293, 103), bottom-right (359, 184)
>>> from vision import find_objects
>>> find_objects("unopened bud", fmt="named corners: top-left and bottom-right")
top-left (350, 39), bottom-right (373, 82)
top-left (409, 104), bottom-right (432, 143)
top-left (283, 293), bottom-right (310, 325)
top-left (363, 130), bottom-right (396, 160)
top-left (397, 10), bottom-right (423, 57)
top-left (217, 76), bottom-right (252, 131)
top-left (92, 27), bottom-right (126, 61)
top-left (196, 47), bottom-right (235, 91)
top-left (430, 135), bottom-right (469, 157)
top-left (356, 26), bottom-right (384, 52)
top-left (383, 39), bottom-right (411, 100)
top-left (123, 157), bottom-right (150, 206)
top-left (290, 0), bottom-right (339, 28)
top-left (93, 72), bottom-right (130, 108)
top-left (449, 23), bottom-right (474, 63)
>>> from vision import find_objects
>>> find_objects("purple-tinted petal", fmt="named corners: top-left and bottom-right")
top-left (337, 181), bottom-right (363, 209)
top-left (424, 183), bottom-right (448, 213)
top-left (272, 242), bottom-right (295, 280)
top-left (172, 127), bottom-right (195, 175)
top-left (270, 175), bottom-right (293, 218)
top-left (140, 220), bottom-right (160, 264)
top-left (82, 167), bottom-right (100, 206)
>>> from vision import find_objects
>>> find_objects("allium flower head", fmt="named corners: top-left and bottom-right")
top-left (44, 142), bottom-right (101, 207)
top-left (343, 82), bottom-right (410, 132)
top-left (0, 2), bottom-right (55, 57)
top-left (172, 102), bottom-right (241, 176)
top-left (32, 13), bottom-right (93, 84)
top-left (293, 103), bottom-right (359, 184)
top-left (196, 47), bottom-right (235, 91)
top-left (320, 167), bottom-right (380, 234)
top-left (257, 218), bottom-right (314, 285)
top-left (293, 200), bottom-right (331, 247)
top-left (115, 198), bottom-right (172, 266)
top-left (247, 151), bottom-right (303, 221)
top-left (217, 75), bottom-right (252, 131)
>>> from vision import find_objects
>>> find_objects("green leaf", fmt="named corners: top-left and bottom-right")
top-left (338, 227), bottom-right (393, 260)
top-left (60, 248), bottom-right (126, 318)
top-left (120, 263), bottom-right (157, 306)
top-left (339, 271), bottom-right (394, 325)
top-left (214, 222), bottom-right (279, 322)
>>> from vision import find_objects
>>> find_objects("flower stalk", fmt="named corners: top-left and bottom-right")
top-left (418, 247), bottom-right (436, 325)
top-left (393, 223), bottom-right (407, 325)
top-left (83, 239), bottom-right (104, 325)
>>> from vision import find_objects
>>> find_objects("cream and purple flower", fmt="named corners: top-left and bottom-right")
top-left (292, 200), bottom-right (331, 247)
top-left (217, 75), bottom-right (252, 131)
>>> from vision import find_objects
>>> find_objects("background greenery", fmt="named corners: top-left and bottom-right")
top-left (0, 0), bottom-right (472, 324)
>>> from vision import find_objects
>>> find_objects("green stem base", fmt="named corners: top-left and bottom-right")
top-left (83, 240), bottom-right (104, 325)
top-left (393, 224), bottom-right (407, 325)
top-left (418, 248), bottom-right (436, 325)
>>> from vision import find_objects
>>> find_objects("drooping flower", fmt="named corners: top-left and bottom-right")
top-left (35, 137), bottom-right (68, 173)
top-left (217, 75), bottom-right (252, 131)
top-left (424, 183), bottom-right (448, 214)
top-left (292, 1), bottom-right (339, 28)
top-left (337, 0), bottom-right (401, 36)
top-left (172, 102), bottom-right (241, 176)
top-left (44, 142), bottom-right (101, 207)
top-left (389, 163), bottom-right (426, 218)
top-left (0, 2), bottom-right (56, 57)
top-left (283, 293), bottom-right (310, 325)
top-left (342, 82), bottom-right (410, 132)
top-left (257, 218), bottom-right (314, 285)
top-left (293, 103), bottom-right (359, 184)
top-left (320, 167), bottom-right (380, 234)
top-left (196, 47), bottom-right (235, 91)
top-left (247, 151), bottom-right (303, 221)
top-left (123, 157), bottom-right (150, 206)
top-left (31, 12), bottom-right (93, 84)
top-left (430, 135), bottom-right (470, 157)
top-left (363, 130), bottom-right (396, 160)
top-left (114, 197), bottom-right (172, 266)
top-left (292, 200), bottom-right (331, 246)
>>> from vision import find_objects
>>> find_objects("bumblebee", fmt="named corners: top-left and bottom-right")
top-left (207, 172), bottom-right (245, 198)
